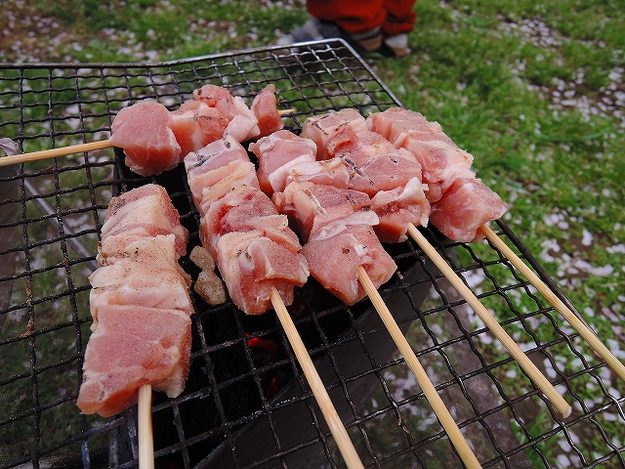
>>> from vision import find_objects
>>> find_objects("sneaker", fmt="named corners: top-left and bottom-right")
top-left (275, 18), bottom-right (386, 57)
top-left (378, 33), bottom-right (410, 57)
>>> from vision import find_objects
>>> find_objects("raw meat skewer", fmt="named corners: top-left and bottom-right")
top-left (367, 106), bottom-right (625, 387)
top-left (306, 109), bottom-right (572, 417)
top-left (252, 130), bottom-right (484, 468)
top-left (0, 85), bottom-right (294, 169)
top-left (183, 136), bottom-right (365, 469)
top-left (77, 183), bottom-right (194, 468)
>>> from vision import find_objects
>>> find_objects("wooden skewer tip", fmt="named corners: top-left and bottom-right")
top-left (479, 224), bottom-right (625, 385)
top-left (138, 384), bottom-right (155, 469)
top-left (357, 266), bottom-right (483, 469)
top-left (270, 289), bottom-right (365, 469)
top-left (407, 223), bottom-right (572, 418)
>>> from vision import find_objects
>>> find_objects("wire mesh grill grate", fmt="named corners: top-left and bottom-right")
top-left (1, 39), bottom-right (623, 468)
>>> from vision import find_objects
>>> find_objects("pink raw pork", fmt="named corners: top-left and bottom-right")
top-left (301, 109), bottom-right (368, 160)
top-left (76, 304), bottom-right (191, 417)
top-left (78, 184), bottom-right (193, 417)
top-left (214, 231), bottom-right (309, 315)
top-left (168, 100), bottom-right (229, 156)
top-left (302, 225), bottom-right (396, 305)
top-left (192, 84), bottom-right (260, 142)
top-left (99, 184), bottom-right (188, 261)
top-left (273, 181), bottom-right (378, 242)
top-left (109, 100), bottom-right (182, 176)
top-left (367, 107), bottom-right (475, 203)
top-left (89, 235), bottom-right (193, 325)
top-left (273, 181), bottom-right (396, 304)
top-left (249, 129), bottom-right (317, 195)
top-left (430, 178), bottom-right (508, 242)
top-left (367, 107), bottom-right (444, 143)
top-left (183, 134), bottom-right (309, 315)
top-left (200, 185), bottom-right (301, 253)
top-left (251, 84), bottom-right (284, 137)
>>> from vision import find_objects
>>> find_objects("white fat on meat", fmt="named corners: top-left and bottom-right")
top-left (370, 177), bottom-right (431, 243)
top-left (99, 184), bottom-right (188, 260)
top-left (78, 184), bottom-right (193, 417)
top-left (249, 129), bottom-right (317, 195)
top-left (273, 181), bottom-right (374, 242)
top-left (285, 157), bottom-right (351, 189)
top-left (200, 185), bottom-right (301, 253)
top-left (184, 136), bottom-right (309, 315)
top-left (214, 231), bottom-right (309, 315)
top-left (367, 107), bottom-right (444, 142)
top-left (184, 136), bottom-right (259, 208)
top-left (224, 97), bottom-right (261, 142)
top-left (197, 161), bottom-right (259, 213)
top-left (185, 135), bottom-right (250, 182)
top-left (89, 235), bottom-right (192, 327)
top-left (301, 108), bottom-right (368, 160)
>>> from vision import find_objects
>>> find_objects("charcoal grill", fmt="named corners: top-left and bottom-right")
top-left (1, 39), bottom-right (624, 469)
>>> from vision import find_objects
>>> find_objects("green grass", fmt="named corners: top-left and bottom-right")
top-left (3, 0), bottom-right (625, 466)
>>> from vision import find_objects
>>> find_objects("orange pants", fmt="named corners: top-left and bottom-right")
top-left (307, 0), bottom-right (417, 36)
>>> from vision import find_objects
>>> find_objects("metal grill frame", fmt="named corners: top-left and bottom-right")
top-left (1, 39), bottom-right (624, 469)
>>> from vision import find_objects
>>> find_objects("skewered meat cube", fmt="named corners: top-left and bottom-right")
top-left (77, 184), bottom-right (193, 417)
top-left (300, 108), bottom-right (368, 160)
top-left (109, 100), bottom-right (182, 176)
top-left (184, 137), bottom-right (309, 315)
top-left (249, 129), bottom-right (317, 195)
top-left (168, 100), bottom-right (229, 157)
top-left (98, 184), bottom-right (188, 262)
top-left (367, 107), bottom-right (508, 241)
top-left (430, 178), bottom-right (508, 242)
top-left (193, 84), bottom-right (260, 142)
top-left (367, 107), bottom-right (476, 203)
top-left (251, 84), bottom-right (284, 137)
top-left (272, 180), bottom-right (395, 305)
top-left (89, 235), bottom-right (193, 326)
top-left (214, 230), bottom-right (309, 315)
top-left (273, 181), bottom-right (379, 242)
top-left (301, 224), bottom-right (397, 305)
top-left (76, 303), bottom-right (192, 417)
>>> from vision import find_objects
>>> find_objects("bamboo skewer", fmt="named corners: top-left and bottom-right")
top-left (270, 288), bottom-right (365, 469)
top-left (479, 224), bottom-right (625, 382)
top-left (407, 223), bottom-right (573, 418)
top-left (0, 140), bottom-right (113, 167)
top-left (137, 384), bottom-right (155, 469)
top-left (0, 110), bottom-right (297, 168)
top-left (357, 267), bottom-right (483, 469)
